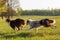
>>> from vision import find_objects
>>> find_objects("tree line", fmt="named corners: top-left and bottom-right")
top-left (21, 9), bottom-right (60, 16)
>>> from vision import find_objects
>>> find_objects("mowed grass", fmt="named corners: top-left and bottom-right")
top-left (0, 16), bottom-right (60, 40)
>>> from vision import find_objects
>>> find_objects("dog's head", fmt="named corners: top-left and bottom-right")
top-left (46, 19), bottom-right (56, 29)
top-left (48, 19), bottom-right (56, 26)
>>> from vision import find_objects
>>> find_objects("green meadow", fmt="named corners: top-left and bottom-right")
top-left (0, 16), bottom-right (60, 40)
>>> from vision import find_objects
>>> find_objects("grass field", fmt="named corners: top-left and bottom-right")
top-left (0, 16), bottom-right (60, 40)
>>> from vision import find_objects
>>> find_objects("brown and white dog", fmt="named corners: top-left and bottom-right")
top-left (6, 18), bottom-right (25, 31)
top-left (26, 18), bottom-right (56, 32)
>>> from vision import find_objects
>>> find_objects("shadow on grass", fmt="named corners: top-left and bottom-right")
top-left (0, 32), bottom-right (8, 36)
top-left (3, 32), bottom-right (34, 38)
top-left (2, 32), bottom-right (44, 38)
top-left (0, 30), bottom-right (60, 39)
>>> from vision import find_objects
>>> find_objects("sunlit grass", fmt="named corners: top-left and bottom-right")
top-left (0, 16), bottom-right (60, 40)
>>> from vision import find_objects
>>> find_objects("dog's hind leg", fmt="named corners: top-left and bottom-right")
top-left (14, 26), bottom-right (19, 32)
top-left (17, 27), bottom-right (20, 31)
top-left (26, 26), bottom-right (33, 31)
top-left (34, 28), bottom-right (39, 33)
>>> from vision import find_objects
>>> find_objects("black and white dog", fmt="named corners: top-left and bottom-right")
top-left (26, 18), bottom-right (56, 32)
top-left (6, 18), bottom-right (25, 31)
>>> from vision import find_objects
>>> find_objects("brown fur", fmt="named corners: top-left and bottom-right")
top-left (6, 18), bottom-right (25, 31)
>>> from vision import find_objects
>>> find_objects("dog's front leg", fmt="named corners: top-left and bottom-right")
top-left (51, 25), bottom-right (56, 29)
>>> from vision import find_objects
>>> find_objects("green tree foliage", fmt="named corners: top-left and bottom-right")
top-left (0, 0), bottom-right (22, 19)
top-left (0, 0), bottom-right (6, 7)
top-left (0, 0), bottom-right (7, 12)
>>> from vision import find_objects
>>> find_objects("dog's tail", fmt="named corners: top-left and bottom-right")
top-left (6, 19), bottom-right (10, 22)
